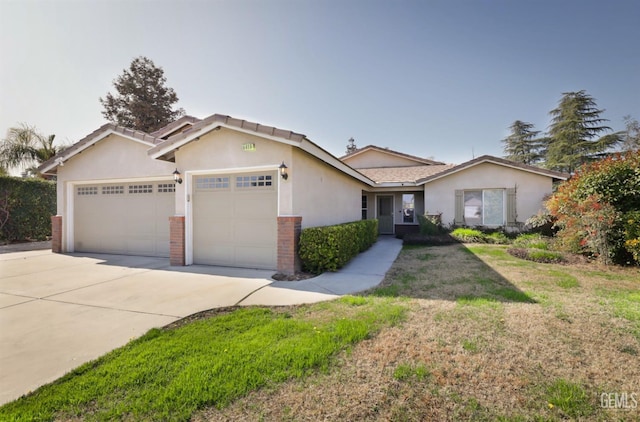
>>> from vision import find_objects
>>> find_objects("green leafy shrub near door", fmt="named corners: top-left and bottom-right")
top-left (299, 219), bottom-right (378, 274)
top-left (0, 176), bottom-right (56, 241)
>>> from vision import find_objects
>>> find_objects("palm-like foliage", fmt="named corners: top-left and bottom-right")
top-left (0, 123), bottom-right (61, 176)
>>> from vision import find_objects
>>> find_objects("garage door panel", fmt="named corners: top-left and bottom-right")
top-left (193, 172), bottom-right (277, 269)
top-left (74, 181), bottom-right (174, 257)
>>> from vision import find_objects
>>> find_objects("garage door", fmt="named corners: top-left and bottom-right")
top-left (74, 181), bottom-right (175, 257)
top-left (193, 172), bottom-right (277, 269)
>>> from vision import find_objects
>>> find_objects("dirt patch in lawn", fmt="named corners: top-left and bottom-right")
top-left (195, 244), bottom-right (640, 421)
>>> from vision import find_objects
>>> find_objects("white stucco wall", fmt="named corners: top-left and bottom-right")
top-left (292, 149), bottom-right (365, 228)
top-left (343, 149), bottom-right (423, 169)
top-left (174, 128), bottom-right (293, 216)
top-left (424, 162), bottom-right (553, 227)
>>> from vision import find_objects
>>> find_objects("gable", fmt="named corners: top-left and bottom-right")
top-left (57, 134), bottom-right (174, 181)
top-left (343, 149), bottom-right (429, 168)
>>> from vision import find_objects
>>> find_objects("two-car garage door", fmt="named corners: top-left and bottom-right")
top-left (74, 181), bottom-right (175, 257)
top-left (192, 172), bottom-right (277, 269)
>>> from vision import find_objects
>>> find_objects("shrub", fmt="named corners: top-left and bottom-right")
top-left (298, 219), bottom-right (378, 274)
top-left (513, 233), bottom-right (551, 250)
top-left (507, 247), bottom-right (565, 264)
top-left (417, 213), bottom-right (443, 235)
top-left (0, 176), bottom-right (56, 242)
top-left (547, 152), bottom-right (640, 265)
top-left (451, 228), bottom-right (486, 243)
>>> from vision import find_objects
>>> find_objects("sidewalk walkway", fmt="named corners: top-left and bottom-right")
top-left (240, 235), bottom-right (402, 305)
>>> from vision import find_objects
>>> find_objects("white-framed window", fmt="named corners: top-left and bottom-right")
top-left (463, 189), bottom-right (504, 226)
top-left (402, 194), bottom-right (415, 223)
top-left (128, 184), bottom-right (153, 194)
top-left (196, 177), bottom-right (230, 190)
top-left (236, 174), bottom-right (272, 188)
top-left (77, 186), bottom-right (98, 196)
top-left (157, 183), bottom-right (176, 193)
top-left (102, 185), bottom-right (124, 195)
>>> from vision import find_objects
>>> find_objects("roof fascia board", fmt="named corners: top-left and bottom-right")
top-left (417, 158), bottom-right (568, 185)
top-left (148, 122), bottom-right (300, 159)
top-left (39, 129), bottom-right (155, 173)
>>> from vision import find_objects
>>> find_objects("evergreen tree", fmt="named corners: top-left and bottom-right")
top-left (546, 90), bottom-right (621, 173)
top-left (100, 56), bottom-right (185, 133)
top-left (502, 120), bottom-right (544, 165)
top-left (345, 137), bottom-right (357, 154)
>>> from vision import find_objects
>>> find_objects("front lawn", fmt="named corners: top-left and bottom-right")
top-left (199, 244), bottom-right (640, 421)
top-left (2, 243), bottom-right (638, 421)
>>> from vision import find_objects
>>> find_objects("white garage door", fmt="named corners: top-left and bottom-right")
top-left (193, 172), bottom-right (277, 269)
top-left (74, 181), bottom-right (175, 257)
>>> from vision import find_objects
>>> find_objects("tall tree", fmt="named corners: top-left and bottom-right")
top-left (345, 137), bottom-right (357, 154)
top-left (0, 123), bottom-right (61, 175)
top-left (100, 56), bottom-right (185, 133)
top-left (545, 90), bottom-right (621, 173)
top-left (502, 120), bottom-right (545, 165)
top-left (621, 115), bottom-right (640, 152)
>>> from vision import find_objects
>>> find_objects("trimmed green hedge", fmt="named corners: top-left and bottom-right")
top-left (298, 219), bottom-right (378, 274)
top-left (0, 176), bottom-right (56, 242)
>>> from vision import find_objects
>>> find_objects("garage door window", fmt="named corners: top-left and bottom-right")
top-left (77, 186), bottom-right (98, 196)
top-left (128, 184), bottom-right (153, 194)
top-left (196, 177), bottom-right (230, 190)
top-left (236, 174), bottom-right (272, 188)
top-left (102, 186), bottom-right (124, 195)
top-left (157, 183), bottom-right (175, 193)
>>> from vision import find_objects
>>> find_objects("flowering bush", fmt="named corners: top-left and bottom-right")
top-left (546, 152), bottom-right (640, 265)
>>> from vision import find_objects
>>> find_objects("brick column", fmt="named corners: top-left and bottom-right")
top-left (277, 216), bottom-right (302, 275)
top-left (169, 216), bottom-right (185, 266)
top-left (51, 215), bottom-right (62, 253)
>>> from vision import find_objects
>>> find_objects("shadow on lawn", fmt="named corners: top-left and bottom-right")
top-left (362, 242), bottom-right (537, 304)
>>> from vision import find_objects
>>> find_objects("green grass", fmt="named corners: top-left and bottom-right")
top-left (548, 270), bottom-right (579, 289)
top-left (598, 289), bottom-right (640, 339)
top-left (393, 362), bottom-right (430, 381)
top-left (543, 379), bottom-right (594, 418)
top-left (0, 297), bottom-right (406, 421)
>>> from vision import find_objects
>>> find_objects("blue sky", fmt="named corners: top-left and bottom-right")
top-left (1, 0), bottom-right (638, 165)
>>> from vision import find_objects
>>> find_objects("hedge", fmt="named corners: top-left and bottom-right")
top-left (0, 176), bottom-right (56, 242)
top-left (298, 219), bottom-right (378, 274)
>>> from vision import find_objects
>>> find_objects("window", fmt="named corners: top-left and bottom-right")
top-left (236, 174), bottom-right (272, 188)
top-left (128, 184), bottom-right (153, 194)
top-left (362, 195), bottom-right (368, 220)
top-left (463, 189), bottom-right (504, 226)
top-left (196, 177), bottom-right (229, 190)
top-left (157, 183), bottom-right (176, 193)
top-left (102, 185), bottom-right (124, 195)
top-left (77, 186), bottom-right (97, 196)
top-left (402, 194), bottom-right (415, 223)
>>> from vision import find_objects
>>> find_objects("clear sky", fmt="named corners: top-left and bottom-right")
top-left (1, 0), bottom-right (638, 165)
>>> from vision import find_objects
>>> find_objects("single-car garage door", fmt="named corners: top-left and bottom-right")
top-left (74, 181), bottom-right (175, 257)
top-left (193, 172), bottom-right (277, 269)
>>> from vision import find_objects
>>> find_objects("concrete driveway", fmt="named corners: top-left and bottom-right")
top-left (0, 237), bottom-right (401, 405)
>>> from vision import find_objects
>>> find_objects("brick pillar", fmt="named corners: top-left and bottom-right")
top-left (277, 216), bottom-right (302, 275)
top-left (169, 216), bottom-right (185, 266)
top-left (51, 215), bottom-right (62, 253)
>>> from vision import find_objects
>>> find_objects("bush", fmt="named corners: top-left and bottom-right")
top-left (417, 213), bottom-right (443, 235)
top-left (298, 219), bottom-right (378, 274)
top-left (547, 152), bottom-right (640, 265)
top-left (513, 233), bottom-right (551, 250)
top-left (0, 176), bottom-right (56, 242)
top-left (507, 247), bottom-right (565, 264)
top-left (450, 228), bottom-right (511, 244)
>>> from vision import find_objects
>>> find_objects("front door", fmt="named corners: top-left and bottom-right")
top-left (377, 196), bottom-right (394, 234)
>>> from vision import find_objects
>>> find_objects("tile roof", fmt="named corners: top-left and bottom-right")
top-left (341, 145), bottom-right (445, 166)
top-left (149, 115), bottom-right (202, 140)
top-left (38, 124), bottom-right (160, 174)
top-left (357, 164), bottom-right (455, 184)
top-left (416, 155), bottom-right (569, 183)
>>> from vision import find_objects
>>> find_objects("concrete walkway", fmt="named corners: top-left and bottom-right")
top-left (0, 236), bottom-right (401, 405)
